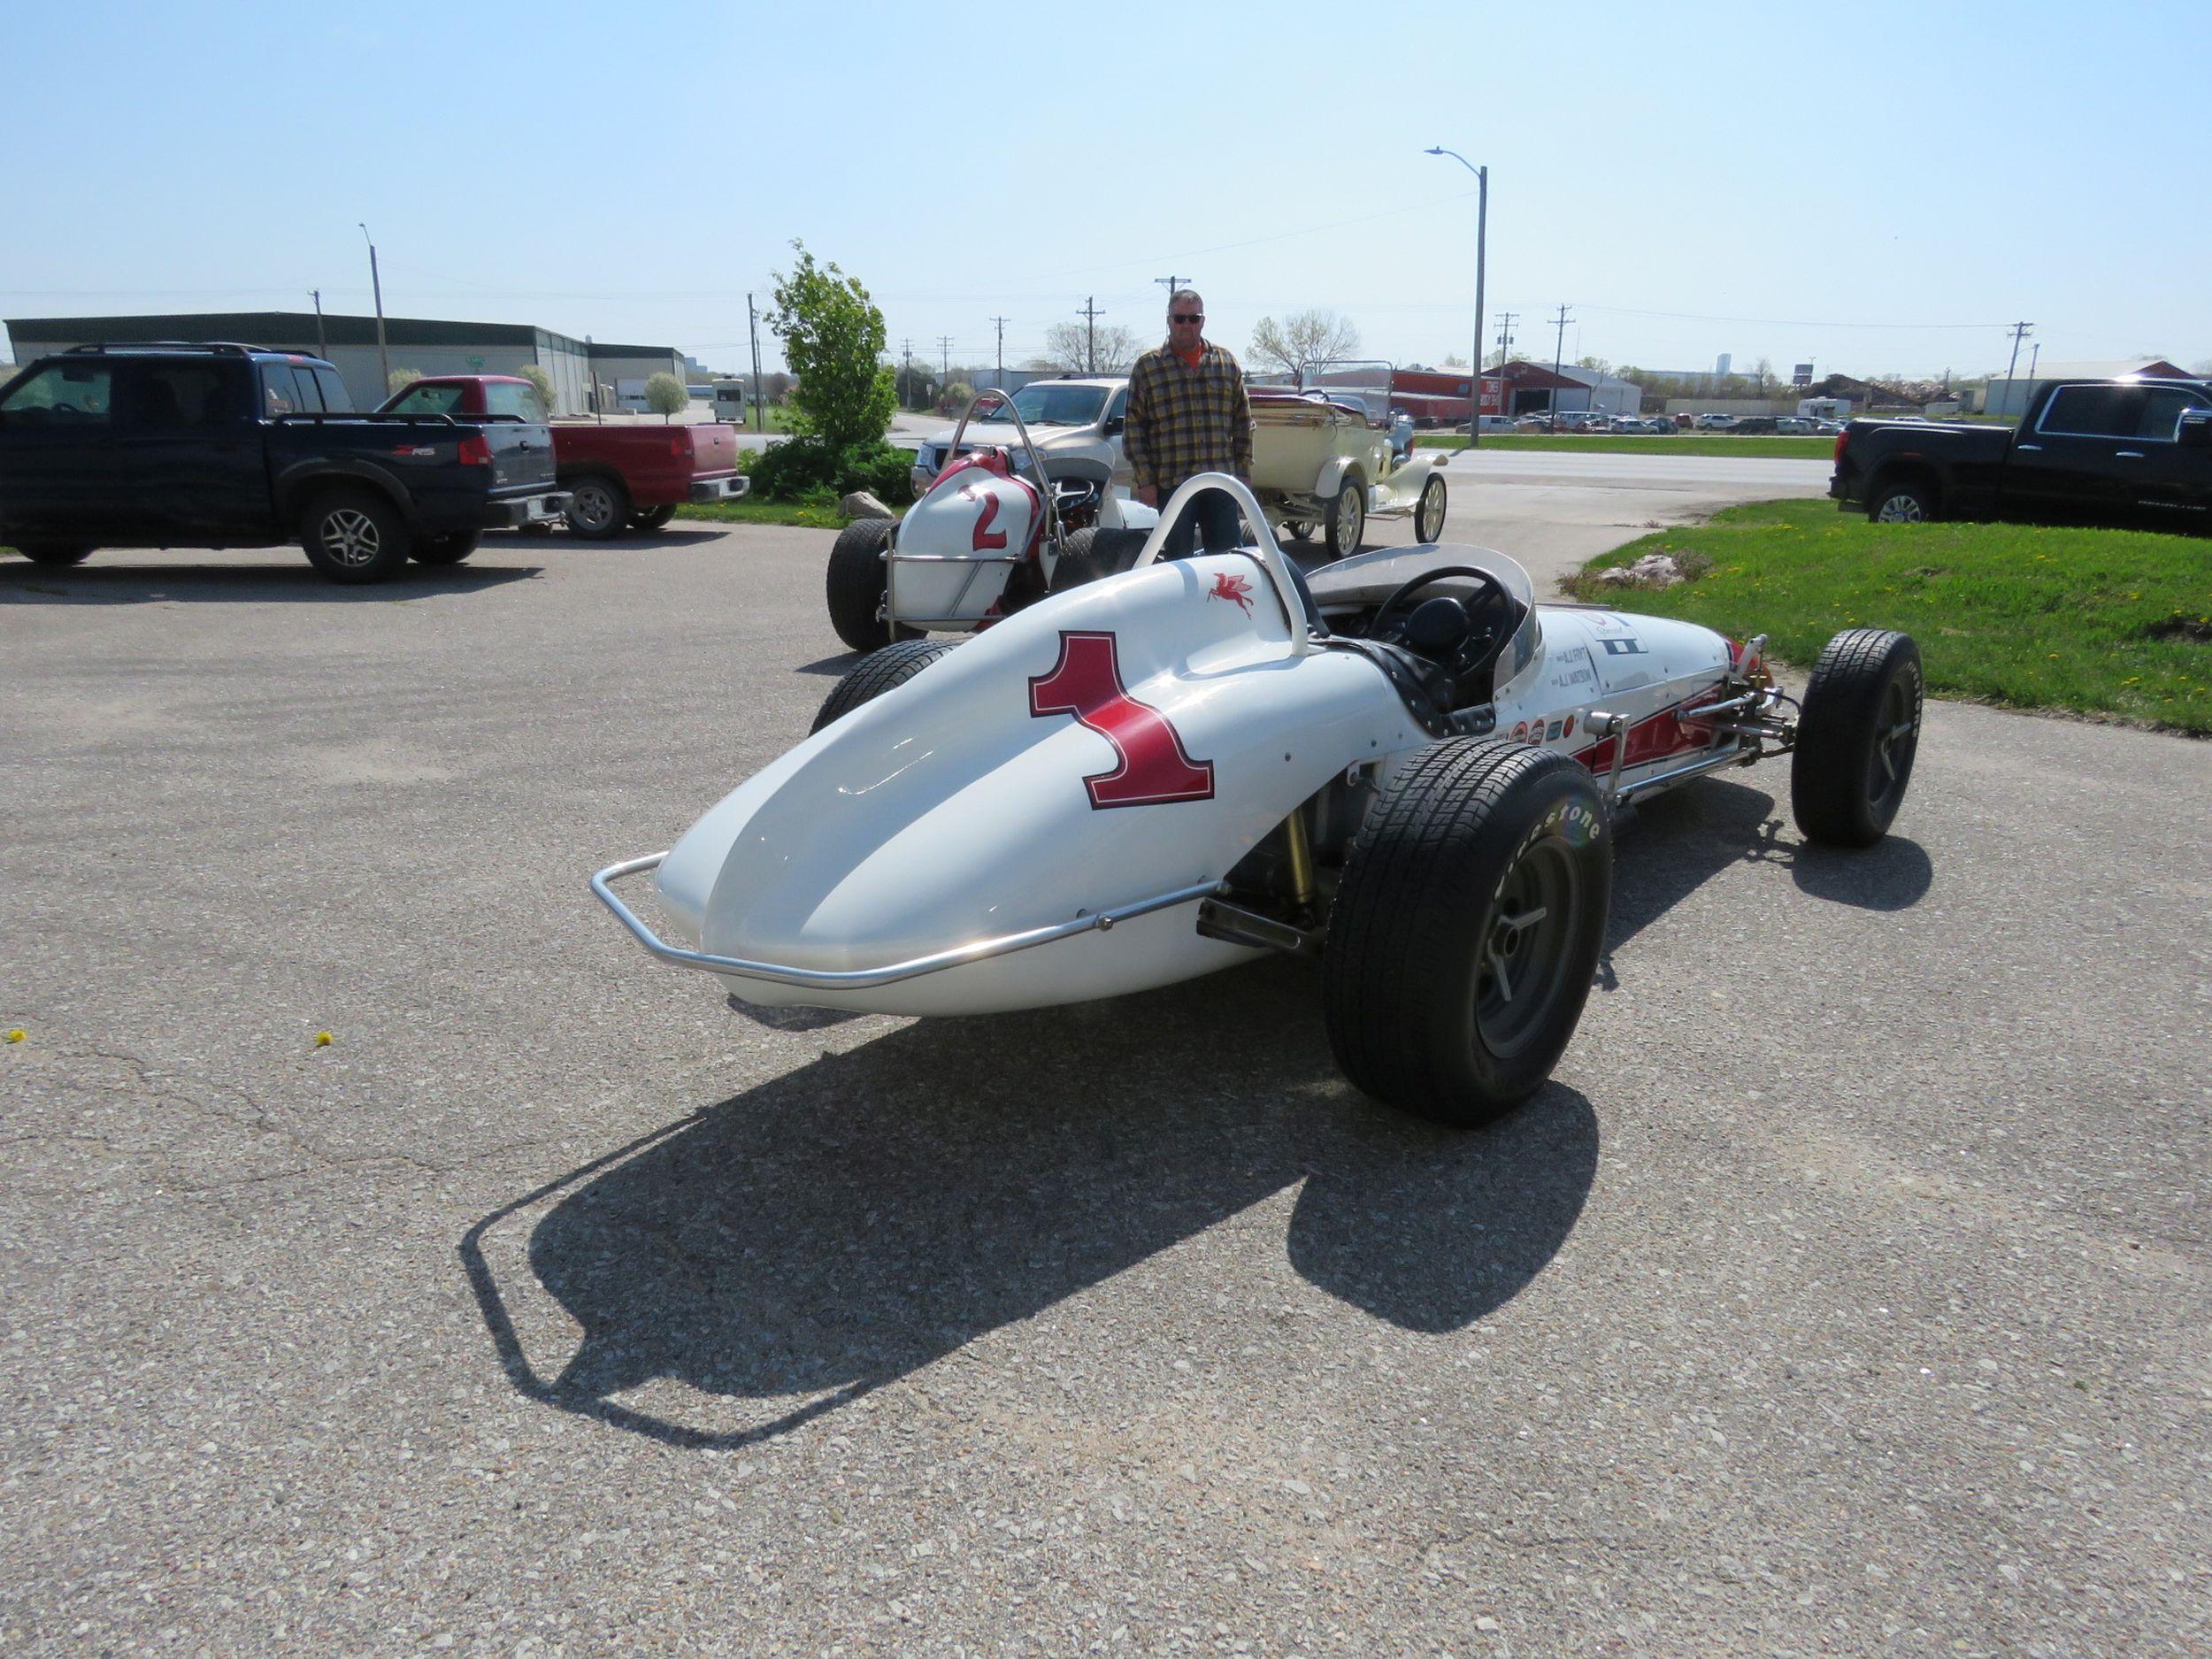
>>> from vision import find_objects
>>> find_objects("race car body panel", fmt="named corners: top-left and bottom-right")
top-left (1494, 606), bottom-right (1734, 775)
top-left (656, 552), bottom-right (1417, 1014)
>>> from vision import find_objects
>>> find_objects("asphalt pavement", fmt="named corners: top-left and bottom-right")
top-left (3, 490), bottom-right (2206, 1655)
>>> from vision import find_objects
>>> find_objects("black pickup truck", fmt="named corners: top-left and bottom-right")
top-left (0, 342), bottom-right (567, 582)
top-left (1830, 378), bottom-right (2212, 535)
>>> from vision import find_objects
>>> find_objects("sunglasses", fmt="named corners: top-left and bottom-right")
top-left (1171, 312), bottom-right (1203, 324)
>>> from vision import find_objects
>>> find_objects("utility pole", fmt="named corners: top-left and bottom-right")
top-left (902, 337), bottom-right (914, 408)
top-left (1078, 296), bottom-right (1104, 372)
top-left (1152, 275), bottom-right (1190, 321)
top-left (746, 293), bottom-right (765, 433)
top-left (1549, 303), bottom-right (1572, 431)
top-left (1492, 311), bottom-right (1516, 368)
top-left (357, 223), bottom-right (390, 394)
top-left (311, 289), bottom-right (327, 359)
top-left (990, 315), bottom-right (1008, 387)
top-left (2001, 320), bottom-right (2034, 419)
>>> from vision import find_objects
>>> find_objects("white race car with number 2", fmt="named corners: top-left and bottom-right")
top-left (596, 476), bottom-right (1924, 1125)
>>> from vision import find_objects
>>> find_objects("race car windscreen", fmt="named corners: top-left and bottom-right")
top-left (976, 384), bottom-right (1111, 426)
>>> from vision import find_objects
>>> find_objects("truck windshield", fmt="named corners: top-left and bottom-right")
top-left (975, 385), bottom-right (1110, 427)
top-left (483, 382), bottom-right (547, 423)
top-left (388, 383), bottom-right (466, 416)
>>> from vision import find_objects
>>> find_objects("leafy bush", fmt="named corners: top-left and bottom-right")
top-left (388, 367), bottom-right (424, 396)
top-left (645, 373), bottom-right (687, 421)
top-left (517, 363), bottom-right (557, 414)
top-left (746, 436), bottom-right (915, 507)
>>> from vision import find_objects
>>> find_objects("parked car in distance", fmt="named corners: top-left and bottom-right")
top-left (1692, 412), bottom-right (1740, 430)
top-left (1478, 414), bottom-right (1518, 433)
top-left (1772, 416), bottom-right (1814, 434)
top-left (0, 342), bottom-right (565, 582)
top-left (1832, 377), bottom-right (2212, 533)
top-left (380, 374), bottom-right (747, 539)
top-left (910, 375), bottom-right (1130, 502)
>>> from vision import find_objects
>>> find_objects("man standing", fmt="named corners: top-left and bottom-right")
top-left (1123, 288), bottom-right (1253, 558)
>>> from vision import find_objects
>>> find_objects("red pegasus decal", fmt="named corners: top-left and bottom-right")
top-left (1208, 571), bottom-right (1255, 614)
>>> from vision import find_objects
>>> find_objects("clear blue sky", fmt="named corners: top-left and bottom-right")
top-left (5, 0), bottom-right (2207, 382)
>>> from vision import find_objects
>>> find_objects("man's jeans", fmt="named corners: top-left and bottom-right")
top-left (1156, 480), bottom-right (1242, 560)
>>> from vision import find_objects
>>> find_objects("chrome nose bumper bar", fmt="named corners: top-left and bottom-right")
top-left (590, 854), bottom-right (1224, 992)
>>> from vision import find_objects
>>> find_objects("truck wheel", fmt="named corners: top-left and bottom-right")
top-left (627, 505), bottom-right (679, 532)
top-left (1324, 472), bottom-right (1366, 559)
top-left (826, 518), bottom-right (915, 651)
top-left (1790, 629), bottom-right (1923, 847)
top-left (299, 488), bottom-right (412, 583)
top-left (1281, 520), bottom-right (1313, 542)
top-left (565, 474), bottom-right (630, 541)
top-left (810, 638), bottom-right (957, 733)
top-left (1048, 526), bottom-right (1149, 593)
top-left (1413, 472), bottom-right (1448, 543)
top-left (1323, 738), bottom-right (1611, 1126)
top-left (14, 541), bottom-right (95, 567)
top-left (411, 531), bottom-right (480, 566)
top-left (1869, 479), bottom-right (1936, 523)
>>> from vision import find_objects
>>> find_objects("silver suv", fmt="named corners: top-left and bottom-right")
top-left (910, 376), bottom-right (1130, 498)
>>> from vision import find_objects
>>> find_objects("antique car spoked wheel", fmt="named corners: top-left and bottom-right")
top-left (1325, 480), bottom-right (1365, 557)
top-left (1473, 837), bottom-right (1580, 1057)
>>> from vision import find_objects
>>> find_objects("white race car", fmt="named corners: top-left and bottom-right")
top-left (597, 477), bottom-right (1923, 1125)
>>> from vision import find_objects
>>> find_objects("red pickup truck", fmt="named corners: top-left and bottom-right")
top-left (379, 375), bottom-right (748, 539)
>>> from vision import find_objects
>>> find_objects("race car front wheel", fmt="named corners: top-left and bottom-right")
top-left (827, 518), bottom-right (918, 652)
top-left (811, 638), bottom-right (957, 733)
top-left (1323, 738), bottom-right (1612, 1126)
top-left (1791, 628), bottom-right (1923, 846)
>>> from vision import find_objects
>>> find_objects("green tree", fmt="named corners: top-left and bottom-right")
top-left (517, 363), bottom-right (557, 415)
top-left (645, 372), bottom-right (687, 421)
top-left (943, 380), bottom-right (975, 411)
top-left (766, 241), bottom-right (895, 449)
top-left (388, 367), bottom-right (424, 396)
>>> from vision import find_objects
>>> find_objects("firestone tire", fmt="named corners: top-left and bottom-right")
top-left (826, 518), bottom-right (916, 651)
top-left (628, 504), bottom-right (679, 532)
top-left (811, 638), bottom-right (958, 733)
top-left (1323, 738), bottom-right (1612, 1127)
top-left (1048, 526), bottom-right (1149, 593)
top-left (299, 488), bottom-right (412, 584)
top-left (1790, 628), bottom-right (1924, 847)
top-left (411, 531), bottom-right (480, 566)
top-left (565, 474), bottom-right (631, 541)
top-left (1413, 472), bottom-right (1448, 543)
top-left (15, 542), bottom-right (96, 567)
top-left (1323, 472), bottom-right (1366, 559)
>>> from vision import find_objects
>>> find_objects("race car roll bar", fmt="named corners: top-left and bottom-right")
top-left (590, 854), bottom-right (1225, 991)
top-left (1134, 472), bottom-right (1315, 656)
top-left (946, 387), bottom-right (1062, 549)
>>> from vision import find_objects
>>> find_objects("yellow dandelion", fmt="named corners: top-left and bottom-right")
top-left (4, 1029), bottom-right (23, 1044)
top-left (314, 1031), bottom-right (334, 1047)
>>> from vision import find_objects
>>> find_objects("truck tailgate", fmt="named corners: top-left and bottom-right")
top-left (687, 422), bottom-right (740, 477)
top-left (487, 422), bottom-right (557, 494)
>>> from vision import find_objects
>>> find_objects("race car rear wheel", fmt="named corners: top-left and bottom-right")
top-left (826, 518), bottom-right (918, 652)
top-left (1049, 526), bottom-right (1149, 592)
top-left (1790, 628), bottom-right (1923, 846)
top-left (1323, 738), bottom-right (1611, 1126)
top-left (811, 638), bottom-right (957, 733)
top-left (1413, 472), bottom-right (1448, 543)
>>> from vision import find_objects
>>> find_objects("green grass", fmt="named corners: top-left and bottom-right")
top-left (1417, 433), bottom-right (1834, 458)
top-left (676, 499), bottom-right (849, 529)
top-left (1570, 501), bottom-right (2212, 733)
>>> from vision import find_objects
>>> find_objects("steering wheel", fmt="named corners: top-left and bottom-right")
top-left (1366, 564), bottom-right (1513, 685)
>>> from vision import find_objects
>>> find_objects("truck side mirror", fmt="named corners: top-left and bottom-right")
top-left (1102, 416), bottom-right (1125, 436)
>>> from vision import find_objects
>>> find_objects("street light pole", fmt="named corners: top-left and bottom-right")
top-left (1425, 147), bottom-right (1487, 449)
top-left (357, 222), bottom-right (390, 394)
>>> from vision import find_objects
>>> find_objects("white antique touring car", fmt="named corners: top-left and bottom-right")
top-left (1248, 366), bottom-right (1451, 556)
top-left (602, 476), bottom-right (1922, 1125)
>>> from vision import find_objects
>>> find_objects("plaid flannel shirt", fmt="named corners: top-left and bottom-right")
top-left (1123, 341), bottom-right (1253, 495)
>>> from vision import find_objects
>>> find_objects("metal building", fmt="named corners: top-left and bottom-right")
top-left (1, 311), bottom-right (682, 418)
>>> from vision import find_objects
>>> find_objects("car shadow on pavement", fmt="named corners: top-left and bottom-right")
top-left (459, 960), bottom-right (1598, 1450)
top-left (0, 559), bottom-right (541, 604)
top-left (486, 526), bottom-right (731, 551)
